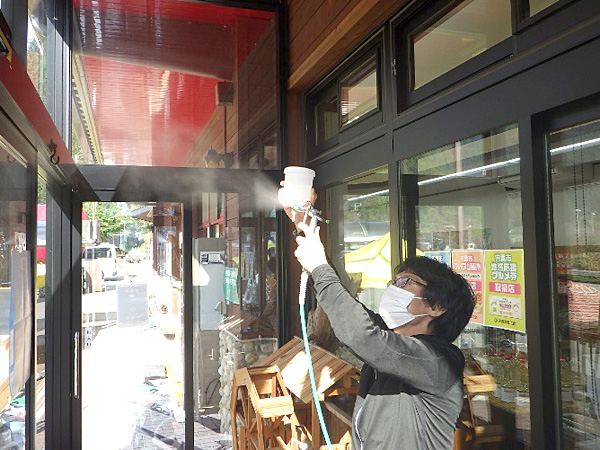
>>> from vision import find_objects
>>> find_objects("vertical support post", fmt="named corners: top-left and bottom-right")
top-left (278, 1), bottom-right (291, 346)
top-left (183, 198), bottom-right (194, 449)
top-left (519, 116), bottom-right (562, 450)
top-left (25, 162), bottom-right (37, 450)
top-left (311, 400), bottom-right (321, 450)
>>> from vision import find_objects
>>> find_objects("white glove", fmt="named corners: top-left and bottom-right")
top-left (294, 221), bottom-right (328, 273)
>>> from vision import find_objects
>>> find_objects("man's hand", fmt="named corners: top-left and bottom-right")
top-left (294, 221), bottom-right (328, 273)
top-left (278, 180), bottom-right (317, 231)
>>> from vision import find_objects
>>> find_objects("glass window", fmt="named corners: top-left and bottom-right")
top-left (340, 54), bottom-right (378, 126)
top-left (263, 131), bottom-right (278, 170)
top-left (200, 190), bottom-right (279, 445)
top-left (548, 117), bottom-right (600, 448)
top-left (71, 3), bottom-right (279, 168)
top-left (0, 135), bottom-right (31, 450)
top-left (529, 0), bottom-right (561, 17)
top-left (36, 176), bottom-right (46, 450)
top-left (81, 202), bottom-right (181, 449)
top-left (400, 124), bottom-right (531, 448)
top-left (328, 168), bottom-right (390, 313)
top-left (411, 0), bottom-right (512, 90)
top-left (27, 0), bottom-right (49, 105)
top-left (315, 94), bottom-right (338, 146)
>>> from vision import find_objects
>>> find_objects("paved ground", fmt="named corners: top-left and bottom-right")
top-left (81, 262), bottom-right (232, 450)
top-left (82, 324), bottom-right (233, 450)
top-left (129, 410), bottom-right (232, 450)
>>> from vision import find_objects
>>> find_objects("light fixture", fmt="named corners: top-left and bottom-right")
top-left (418, 157), bottom-right (521, 186)
top-left (346, 189), bottom-right (390, 202)
top-left (498, 167), bottom-right (562, 185)
top-left (417, 137), bottom-right (600, 187)
top-left (204, 147), bottom-right (234, 168)
top-left (497, 174), bottom-right (522, 185)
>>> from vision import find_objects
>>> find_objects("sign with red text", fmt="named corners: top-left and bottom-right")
top-left (484, 250), bottom-right (525, 332)
top-left (452, 250), bottom-right (484, 324)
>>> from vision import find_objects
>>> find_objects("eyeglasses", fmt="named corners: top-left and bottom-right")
top-left (387, 275), bottom-right (427, 289)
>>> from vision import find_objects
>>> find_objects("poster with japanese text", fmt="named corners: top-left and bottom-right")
top-left (424, 251), bottom-right (451, 267)
top-left (224, 266), bottom-right (239, 304)
top-left (452, 250), bottom-right (484, 324)
top-left (555, 246), bottom-right (575, 295)
top-left (484, 250), bottom-right (525, 332)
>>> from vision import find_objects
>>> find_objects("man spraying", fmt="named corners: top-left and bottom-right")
top-left (281, 182), bottom-right (475, 450)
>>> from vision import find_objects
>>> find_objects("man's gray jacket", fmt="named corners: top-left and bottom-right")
top-left (311, 264), bottom-right (465, 450)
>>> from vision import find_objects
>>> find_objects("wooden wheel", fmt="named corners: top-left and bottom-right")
top-left (230, 366), bottom-right (300, 450)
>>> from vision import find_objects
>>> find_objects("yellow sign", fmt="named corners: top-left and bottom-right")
top-left (483, 250), bottom-right (525, 333)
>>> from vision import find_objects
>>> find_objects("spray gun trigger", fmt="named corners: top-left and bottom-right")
top-left (291, 202), bottom-right (329, 235)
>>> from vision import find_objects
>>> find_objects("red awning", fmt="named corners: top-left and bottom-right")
top-left (71, 0), bottom-right (274, 166)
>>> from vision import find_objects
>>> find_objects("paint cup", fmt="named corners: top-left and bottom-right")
top-left (283, 166), bottom-right (315, 207)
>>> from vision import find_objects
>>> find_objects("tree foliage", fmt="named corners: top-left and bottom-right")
top-left (83, 202), bottom-right (151, 248)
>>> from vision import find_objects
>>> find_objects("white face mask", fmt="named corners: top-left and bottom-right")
top-left (378, 285), bottom-right (428, 329)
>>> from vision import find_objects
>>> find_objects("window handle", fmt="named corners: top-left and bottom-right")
top-left (74, 331), bottom-right (80, 399)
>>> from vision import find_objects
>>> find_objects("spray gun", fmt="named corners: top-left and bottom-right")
top-left (294, 203), bottom-right (330, 236)
top-left (293, 203), bottom-right (329, 307)
top-left (283, 167), bottom-right (334, 450)
top-left (294, 203), bottom-right (330, 307)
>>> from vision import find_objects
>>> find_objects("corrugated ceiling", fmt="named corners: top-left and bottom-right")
top-left (72, 0), bottom-right (273, 166)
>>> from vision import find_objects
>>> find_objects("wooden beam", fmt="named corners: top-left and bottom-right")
top-left (323, 386), bottom-right (358, 397)
top-left (323, 401), bottom-right (352, 428)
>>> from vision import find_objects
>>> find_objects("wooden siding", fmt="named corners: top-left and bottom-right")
top-left (287, 0), bottom-right (406, 91)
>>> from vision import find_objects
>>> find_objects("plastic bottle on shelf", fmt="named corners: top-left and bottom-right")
top-left (488, 351), bottom-right (497, 374)
top-left (501, 354), bottom-right (518, 403)
top-left (560, 356), bottom-right (573, 407)
top-left (479, 350), bottom-right (491, 373)
top-left (492, 352), bottom-right (504, 399)
top-left (570, 357), bottom-right (585, 404)
top-left (516, 357), bottom-right (530, 407)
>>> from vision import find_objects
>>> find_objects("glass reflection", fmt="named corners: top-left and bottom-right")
top-left (35, 177), bottom-right (46, 449)
top-left (81, 202), bottom-right (183, 449)
top-left (412, 0), bottom-right (512, 89)
top-left (341, 55), bottom-right (378, 126)
top-left (27, 0), bottom-right (49, 106)
top-left (529, 0), bottom-right (561, 17)
top-left (400, 124), bottom-right (531, 448)
top-left (549, 118), bottom-right (600, 448)
top-left (193, 191), bottom-right (279, 446)
top-left (325, 168), bottom-right (390, 353)
top-left (0, 137), bottom-right (30, 449)
top-left (71, 2), bottom-right (279, 168)
top-left (316, 94), bottom-right (338, 146)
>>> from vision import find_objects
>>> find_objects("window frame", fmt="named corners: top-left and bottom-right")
top-left (305, 33), bottom-right (384, 163)
top-left (394, 0), bottom-right (515, 112)
top-left (516, 0), bottom-right (577, 30)
top-left (338, 49), bottom-right (381, 130)
top-left (540, 92), bottom-right (600, 449)
top-left (307, 80), bottom-right (339, 157)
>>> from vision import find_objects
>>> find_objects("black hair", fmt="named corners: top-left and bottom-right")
top-left (394, 256), bottom-right (475, 342)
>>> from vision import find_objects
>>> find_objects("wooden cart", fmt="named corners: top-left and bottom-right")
top-left (262, 337), bottom-right (360, 449)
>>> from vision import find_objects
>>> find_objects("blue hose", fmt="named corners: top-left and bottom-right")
top-left (299, 270), bottom-right (333, 450)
